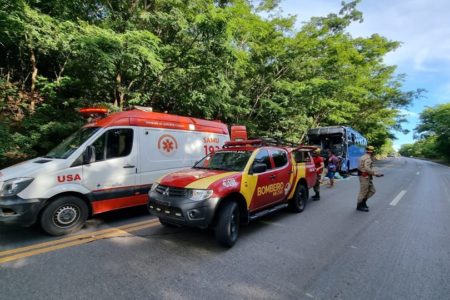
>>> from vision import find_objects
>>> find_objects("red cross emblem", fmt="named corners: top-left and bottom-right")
top-left (157, 134), bottom-right (178, 156)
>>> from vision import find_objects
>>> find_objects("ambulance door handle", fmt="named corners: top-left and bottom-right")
top-left (123, 164), bottom-right (135, 168)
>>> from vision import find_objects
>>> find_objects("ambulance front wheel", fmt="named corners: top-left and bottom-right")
top-left (215, 201), bottom-right (240, 248)
top-left (40, 196), bottom-right (89, 236)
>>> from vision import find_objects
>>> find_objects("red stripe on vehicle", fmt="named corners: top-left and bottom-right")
top-left (92, 194), bottom-right (148, 215)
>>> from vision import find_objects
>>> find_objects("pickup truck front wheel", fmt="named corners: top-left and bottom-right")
top-left (289, 184), bottom-right (307, 213)
top-left (40, 196), bottom-right (88, 236)
top-left (215, 201), bottom-right (240, 248)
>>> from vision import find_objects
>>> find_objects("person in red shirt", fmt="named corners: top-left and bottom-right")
top-left (312, 148), bottom-right (324, 200)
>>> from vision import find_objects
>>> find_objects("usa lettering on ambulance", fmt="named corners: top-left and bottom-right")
top-left (57, 174), bottom-right (81, 183)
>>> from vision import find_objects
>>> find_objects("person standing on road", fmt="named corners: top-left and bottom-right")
top-left (357, 145), bottom-right (383, 212)
top-left (326, 149), bottom-right (339, 188)
top-left (312, 148), bottom-right (324, 200)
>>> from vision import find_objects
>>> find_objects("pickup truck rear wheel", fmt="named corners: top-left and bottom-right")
top-left (215, 201), bottom-right (240, 248)
top-left (40, 196), bottom-right (88, 236)
top-left (290, 184), bottom-right (307, 213)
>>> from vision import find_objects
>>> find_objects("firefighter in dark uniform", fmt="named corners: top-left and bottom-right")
top-left (357, 145), bottom-right (383, 212)
top-left (312, 148), bottom-right (324, 200)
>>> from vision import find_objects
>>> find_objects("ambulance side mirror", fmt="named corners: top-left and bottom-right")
top-left (83, 146), bottom-right (95, 164)
top-left (251, 163), bottom-right (267, 174)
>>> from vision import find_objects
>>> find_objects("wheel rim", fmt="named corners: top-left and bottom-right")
top-left (298, 187), bottom-right (306, 209)
top-left (53, 205), bottom-right (80, 228)
top-left (230, 207), bottom-right (238, 239)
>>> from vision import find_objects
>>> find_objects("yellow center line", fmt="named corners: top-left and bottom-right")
top-left (0, 219), bottom-right (159, 258)
top-left (0, 220), bottom-right (161, 264)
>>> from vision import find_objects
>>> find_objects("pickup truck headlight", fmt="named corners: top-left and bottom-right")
top-left (150, 183), bottom-right (159, 192)
top-left (188, 189), bottom-right (213, 201)
top-left (0, 177), bottom-right (34, 197)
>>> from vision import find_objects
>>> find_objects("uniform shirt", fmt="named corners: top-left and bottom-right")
top-left (358, 153), bottom-right (375, 175)
top-left (313, 156), bottom-right (324, 175)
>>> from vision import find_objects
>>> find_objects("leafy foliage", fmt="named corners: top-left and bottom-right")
top-left (0, 0), bottom-right (421, 167)
top-left (401, 103), bottom-right (450, 162)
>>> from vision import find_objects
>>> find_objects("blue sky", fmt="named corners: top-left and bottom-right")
top-left (278, 0), bottom-right (450, 149)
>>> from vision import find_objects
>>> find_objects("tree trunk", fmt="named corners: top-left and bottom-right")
top-left (115, 72), bottom-right (125, 110)
top-left (30, 48), bottom-right (38, 112)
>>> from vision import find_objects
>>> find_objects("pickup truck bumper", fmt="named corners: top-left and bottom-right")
top-left (148, 191), bottom-right (218, 229)
top-left (0, 196), bottom-right (44, 226)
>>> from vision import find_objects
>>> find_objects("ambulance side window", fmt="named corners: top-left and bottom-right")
top-left (92, 134), bottom-right (106, 161)
top-left (92, 129), bottom-right (133, 162)
top-left (253, 150), bottom-right (272, 170)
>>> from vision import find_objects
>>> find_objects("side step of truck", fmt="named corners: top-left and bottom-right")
top-left (249, 203), bottom-right (289, 221)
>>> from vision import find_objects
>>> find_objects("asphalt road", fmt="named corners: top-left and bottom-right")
top-left (1, 157), bottom-right (449, 300)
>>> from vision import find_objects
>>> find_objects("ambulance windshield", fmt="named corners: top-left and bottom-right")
top-left (45, 127), bottom-right (100, 159)
top-left (194, 151), bottom-right (252, 172)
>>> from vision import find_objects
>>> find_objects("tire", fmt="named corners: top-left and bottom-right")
top-left (289, 184), bottom-right (308, 213)
top-left (215, 201), bottom-right (240, 248)
top-left (40, 196), bottom-right (89, 236)
top-left (159, 218), bottom-right (177, 228)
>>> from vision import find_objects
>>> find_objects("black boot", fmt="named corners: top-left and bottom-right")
top-left (312, 193), bottom-right (320, 201)
top-left (356, 203), bottom-right (369, 212)
top-left (362, 200), bottom-right (369, 209)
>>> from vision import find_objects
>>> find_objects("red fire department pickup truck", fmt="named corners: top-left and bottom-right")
top-left (148, 140), bottom-right (317, 247)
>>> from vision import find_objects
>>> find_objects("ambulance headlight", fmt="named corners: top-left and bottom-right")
top-left (0, 177), bottom-right (34, 197)
top-left (188, 189), bottom-right (213, 201)
top-left (150, 183), bottom-right (159, 192)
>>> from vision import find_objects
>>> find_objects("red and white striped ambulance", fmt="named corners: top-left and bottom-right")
top-left (0, 108), bottom-right (242, 235)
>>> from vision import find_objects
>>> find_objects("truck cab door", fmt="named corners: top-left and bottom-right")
top-left (82, 128), bottom-right (138, 214)
top-left (292, 149), bottom-right (316, 188)
top-left (248, 149), bottom-right (276, 211)
top-left (269, 149), bottom-right (293, 202)
top-left (304, 152), bottom-right (317, 188)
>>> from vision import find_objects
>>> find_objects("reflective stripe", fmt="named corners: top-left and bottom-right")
top-left (185, 172), bottom-right (238, 189)
top-left (240, 151), bottom-right (259, 208)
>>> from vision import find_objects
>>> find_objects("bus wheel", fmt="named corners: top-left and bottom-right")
top-left (40, 196), bottom-right (88, 236)
top-left (289, 184), bottom-right (307, 213)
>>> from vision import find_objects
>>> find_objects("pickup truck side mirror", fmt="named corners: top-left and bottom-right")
top-left (251, 163), bottom-right (267, 174)
top-left (83, 145), bottom-right (95, 164)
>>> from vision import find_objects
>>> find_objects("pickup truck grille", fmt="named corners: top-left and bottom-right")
top-left (154, 185), bottom-right (188, 197)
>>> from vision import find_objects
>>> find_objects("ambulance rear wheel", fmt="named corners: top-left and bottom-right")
top-left (40, 196), bottom-right (88, 236)
top-left (290, 184), bottom-right (307, 213)
top-left (215, 201), bottom-right (240, 248)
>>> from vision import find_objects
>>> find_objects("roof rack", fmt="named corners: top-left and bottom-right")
top-left (258, 137), bottom-right (298, 147)
top-left (223, 139), bottom-right (263, 148)
top-left (223, 138), bottom-right (300, 149)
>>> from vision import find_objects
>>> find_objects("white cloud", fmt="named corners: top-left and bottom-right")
top-left (282, 0), bottom-right (450, 74)
top-left (429, 82), bottom-right (450, 104)
top-left (398, 109), bottom-right (419, 118)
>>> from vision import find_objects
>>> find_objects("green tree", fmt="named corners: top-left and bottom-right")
top-left (415, 103), bottom-right (450, 160)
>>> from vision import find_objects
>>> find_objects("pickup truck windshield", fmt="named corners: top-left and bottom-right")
top-left (194, 151), bottom-right (253, 172)
top-left (45, 127), bottom-right (100, 159)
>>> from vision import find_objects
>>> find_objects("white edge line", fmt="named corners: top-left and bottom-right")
top-left (390, 190), bottom-right (407, 206)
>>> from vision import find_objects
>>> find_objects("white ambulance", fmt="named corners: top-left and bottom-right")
top-left (0, 109), bottom-right (240, 235)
